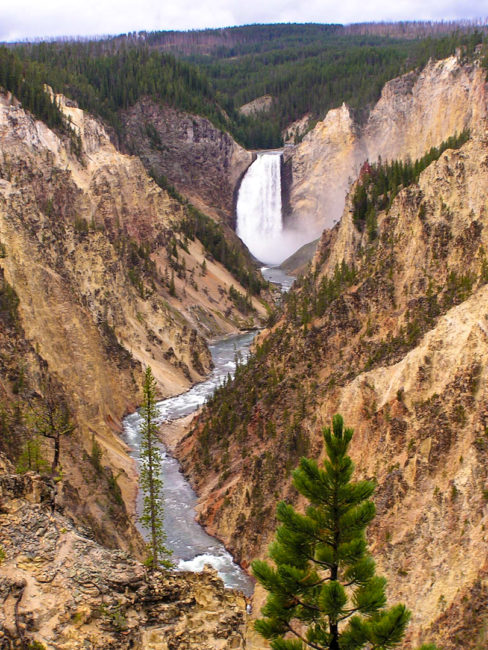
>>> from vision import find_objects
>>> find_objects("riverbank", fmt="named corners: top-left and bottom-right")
top-left (123, 331), bottom-right (257, 595)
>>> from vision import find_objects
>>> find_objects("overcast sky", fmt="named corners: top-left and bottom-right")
top-left (1, 0), bottom-right (486, 43)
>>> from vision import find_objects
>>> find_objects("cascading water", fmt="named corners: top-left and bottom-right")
top-left (236, 151), bottom-right (284, 265)
top-left (236, 150), bottom-right (312, 266)
top-left (123, 332), bottom-right (256, 596)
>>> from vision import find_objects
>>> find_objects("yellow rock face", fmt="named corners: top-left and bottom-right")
top-left (180, 132), bottom-right (488, 647)
top-left (0, 472), bottom-right (249, 649)
top-left (0, 91), bottom-right (266, 550)
top-left (286, 56), bottom-right (487, 237)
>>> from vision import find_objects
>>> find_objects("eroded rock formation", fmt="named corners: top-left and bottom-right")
top-left (285, 56), bottom-right (488, 238)
top-left (121, 99), bottom-right (253, 223)
top-left (0, 466), bottom-right (248, 649)
top-left (179, 130), bottom-right (488, 646)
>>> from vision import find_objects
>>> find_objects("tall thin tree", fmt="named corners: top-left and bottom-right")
top-left (252, 414), bottom-right (411, 650)
top-left (139, 366), bottom-right (172, 570)
top-left (29, 373), bottom-right (75, 474)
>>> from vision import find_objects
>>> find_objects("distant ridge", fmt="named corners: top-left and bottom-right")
top-left (279, 239), bottom-right (319, 276)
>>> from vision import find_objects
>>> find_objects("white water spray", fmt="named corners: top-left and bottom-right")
top-left (236, 151), bottom-right (285, 265)
top-left (236, 151), bottom-right (314, 265)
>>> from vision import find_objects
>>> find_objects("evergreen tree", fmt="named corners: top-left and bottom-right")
top-left (169, 271), bottom-right (176, 297)
top-left (139, 366), bottom-right (172, 570)
top-left (29, 375), bottom-right (75, 474)
top-left (252, 414), bottom-right (410, 650)
top-left (16, 436), bottom-right (50, 474)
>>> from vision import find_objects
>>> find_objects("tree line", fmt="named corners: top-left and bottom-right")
top-left (3, 26), bottom-right (486, 149)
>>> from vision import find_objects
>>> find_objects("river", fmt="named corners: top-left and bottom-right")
top-left (260, 266), bottom-right (295, 292)
top-left (123, 331), bottom-right (256, 595)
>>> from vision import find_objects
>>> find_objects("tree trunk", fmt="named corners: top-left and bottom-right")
top-left (329, 626), bottom-right (339, 650)
top-left (52, 434), bottom-right (60, 473)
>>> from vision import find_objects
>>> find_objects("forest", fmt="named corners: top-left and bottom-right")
top-left (3, 23), bottom-right (487, 149)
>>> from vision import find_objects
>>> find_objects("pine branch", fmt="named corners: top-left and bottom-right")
top-left (285, 622), bottom-right (323, 650)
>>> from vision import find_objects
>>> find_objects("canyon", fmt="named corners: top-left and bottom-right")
top-left (177, 56), bottom-right (488, 648)
top-left (1, 44), bottom-right (488, 649)
top-left (0, 88), bottom-right (268, 556)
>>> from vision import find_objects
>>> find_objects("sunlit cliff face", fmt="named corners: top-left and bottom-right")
top-left (285, 56), bottom-right (487, 237)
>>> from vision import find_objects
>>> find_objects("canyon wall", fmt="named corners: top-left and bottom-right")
top-left (0, 90), bottom-right (266, 551)
top-left (121, 99), bottom-right (253, 224)
top-left (285, 55), bottom-right (488, 238)
top-left (179, 128), bottom-right (488, 646)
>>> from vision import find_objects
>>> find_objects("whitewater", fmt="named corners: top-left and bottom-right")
top-left (123, 332), bottom-right (256, 596)
top-left (236, 150), bottom-right (313, 265)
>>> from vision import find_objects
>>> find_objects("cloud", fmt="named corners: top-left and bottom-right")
top-left (0, 0), bottom-right (485, 42)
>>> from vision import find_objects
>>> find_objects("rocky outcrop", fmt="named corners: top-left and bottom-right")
top-left (278, 239), bottom-right (318, 276)
top-left (0, 469), bottom-right (248, 649)
top-left (121, 99), bottom-right (253, 223)
top-left (238, 95), bottom-right (274, 117)
top-left (282, 113), bottom-right (312, 144)
top-left (178, 131), bottom-right (488, 645)
top-left (285, 56), bottom-right (488, 236)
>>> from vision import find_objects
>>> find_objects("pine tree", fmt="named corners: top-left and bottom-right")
top-left (169, 271), bottom-right (176, 297)
top-left (139, 366), bottom-right (172, 570)
top-left (16, 436), bottom-right (50, 474)
top-left (252, 414), bottom-right (411, 650)
top-left (29, 375), bottom-right (75, 474)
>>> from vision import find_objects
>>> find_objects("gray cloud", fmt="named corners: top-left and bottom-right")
top-left (0, 0), bottom-right (485, 42)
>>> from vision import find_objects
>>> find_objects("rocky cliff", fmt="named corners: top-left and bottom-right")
top-left (121, 99), bottom-right (253, 224)
top-left (0, 466), bottom-right (248, 649)
top-left (239, 96), bottom-right (274, 117)
top-left (285, 55), bottom-right (488, 238)
top-left (178, 127), bottom-right (488, 646)
top-left (0, 90), bottom-right (267, 551)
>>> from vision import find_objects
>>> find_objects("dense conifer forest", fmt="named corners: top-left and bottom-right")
top-left (183, 27), bottom-right (486, 147)
top-left (2, 23), bottom-right (487, 149)
top-left (0, 48), bottom-right (65, 129)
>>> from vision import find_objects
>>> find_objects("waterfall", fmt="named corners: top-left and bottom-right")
top-left (236, 151), bottom-right (284, 265)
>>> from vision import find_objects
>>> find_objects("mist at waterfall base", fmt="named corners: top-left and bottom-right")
top-left (123, 332), bottom-right (256, 596)
top-left (236, 151), bottom-right (315, 266)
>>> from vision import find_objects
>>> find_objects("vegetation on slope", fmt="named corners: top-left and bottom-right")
top-left (0, 46), bottom-right (82, 154)
top-left (14, 42), bottom-right (228, 136)
top-left (0, 46), bottom-right (65, 129)
top-left (352, 129), bottom-right (471, 239)
top-left (8, 25), bottom-right (488, 149)
top-left (150, 172), bottom-right (268, 296)
top-left (185, 134), bottom-right (488, 566)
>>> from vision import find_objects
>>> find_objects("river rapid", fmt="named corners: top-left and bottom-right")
top-left (123, 331), bottom-right (256, 595)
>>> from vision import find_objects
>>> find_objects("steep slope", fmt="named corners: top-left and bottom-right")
top-left (285, 55), bottom-right (487, 237)
top-left (0, 466), bottom-right (248, 649)
top-left (121, 99), bottom-right (253, 224)
top-left (0, 90), bottom-right (267, 551)
top-left (177, 132), bottom-right (488, 646)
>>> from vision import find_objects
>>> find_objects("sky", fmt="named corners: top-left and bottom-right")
top-left (1, 0), bottom-right (486, 43)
